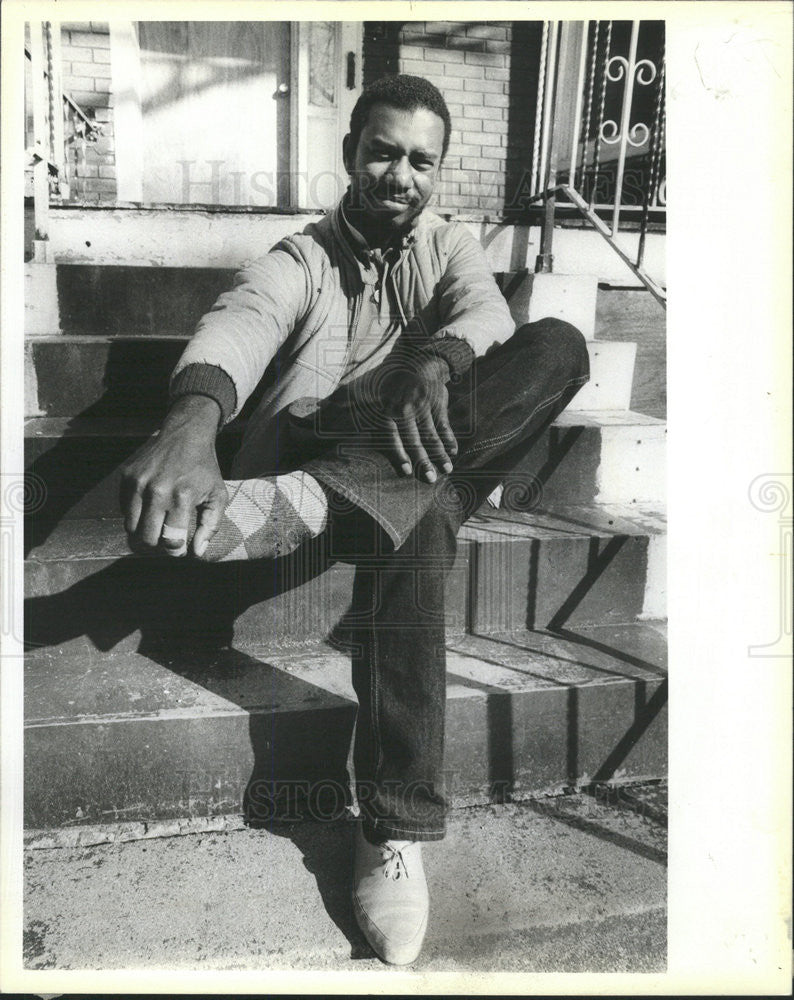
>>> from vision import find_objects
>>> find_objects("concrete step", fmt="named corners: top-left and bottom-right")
top-left (23, 624), bottom-right (667, 829)
top-left (596, 285), bottom-right (666, 420)
top-left (23, 796), bottom-right (666, 972)
top-left (33, 264), bottom-right (237, 337)
top-left (568, 340), bottom-right (636, 411)
top-left (25, 335), bottom-right (636, 419)
top-left (528, 408), bottom-right (666, 506)
top-left (24, 409), bottom-right (665, 531)
top-left (463, 505), bottom-right (666, 632)
top-left (25, 335), bottom-right (185, 420)
top-left (526, 273), bottom-right (599, 339)
top-left (494, 272), bottom-right (599, 338)
top-left (41, 205), bottom-right (666, 286)
top-left (25, 416), bottom-right (243, 525)
top-left (24, 505), bottom-right (666, 658)
top-left (27, 265), bottom-right (543, 338)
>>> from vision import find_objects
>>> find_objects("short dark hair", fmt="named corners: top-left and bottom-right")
top-left (348, 74), bottom-right (452, 160)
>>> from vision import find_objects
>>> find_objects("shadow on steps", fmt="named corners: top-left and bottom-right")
top-left (25, 535), bottom-right (340, 653)
top-left (25, 535), bottom-right (357, 831)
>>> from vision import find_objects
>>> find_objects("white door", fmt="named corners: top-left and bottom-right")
top-left (111, 20), bottom-right (361, 209)
top-left (293, 22), bottom-right (362, 210)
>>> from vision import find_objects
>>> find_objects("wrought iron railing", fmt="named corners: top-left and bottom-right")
top-left (25, 21), bottom-right (103, 252)
top-left (529, 20), bottom-right (666, 305)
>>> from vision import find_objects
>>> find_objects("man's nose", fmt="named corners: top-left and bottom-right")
top-left (388, 156), bottom-right (413, 190)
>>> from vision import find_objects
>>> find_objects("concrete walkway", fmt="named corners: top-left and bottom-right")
top-left (23, 789), bottom-right (667, 975)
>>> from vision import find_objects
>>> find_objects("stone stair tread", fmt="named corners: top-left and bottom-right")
top-left (25, 407), bottom-right (665, 439)
top-left (25, 408), bottom-right (666, 516)
top-left (26, 502), bottom-right (666, 565)
top-left (25, 623), bottom-right (667, 727)
top-left (27, 332), bottom-right (192, 342)
top-left (460, 503), bottom-right (666, 542)
top-left (27, 337), bottom-right (638, 417)
top-left (26, 517), bottom-right (133, 562)
top-left (24, 643), bottom-right (356, 725)
top-left (551, 409), bottom-right (665, 428)
top-left (26, 415), bottom-right (164, 437)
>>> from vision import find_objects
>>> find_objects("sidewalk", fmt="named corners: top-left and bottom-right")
top-left (23, 786), bottom-right (667, 974)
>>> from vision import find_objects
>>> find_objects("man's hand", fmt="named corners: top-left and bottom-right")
top-left (368, 355), bottom-right (457, 482)
top-left (119, 395), bottom-right (228, 557)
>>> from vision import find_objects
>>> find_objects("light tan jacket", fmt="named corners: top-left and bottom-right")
top-left (171, 200), bottom-right (515, 475)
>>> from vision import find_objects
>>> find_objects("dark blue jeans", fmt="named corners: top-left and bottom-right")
top-left (297, 319), bottom-right (590, 841)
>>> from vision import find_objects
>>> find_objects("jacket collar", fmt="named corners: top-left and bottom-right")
top-left (334, 192), bottom-right (422, 267)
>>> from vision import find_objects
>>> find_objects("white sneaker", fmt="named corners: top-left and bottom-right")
top-left (352, 823), bottom-right (429, 965)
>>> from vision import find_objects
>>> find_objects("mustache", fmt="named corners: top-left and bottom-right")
top-left (355, 176), bottom-right (416, 198)
top-left (372, 184), bottom-right (415, 202)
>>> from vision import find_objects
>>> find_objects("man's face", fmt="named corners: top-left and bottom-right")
top-left (343, 102), bottom-right (445, 232)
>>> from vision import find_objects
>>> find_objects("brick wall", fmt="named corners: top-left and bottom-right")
top-left (53, 20), bottom-right (543, 214)
top-left (363, 21), bottom-right (542, 219)
top-left (60, 22), bottom-right (116, 202)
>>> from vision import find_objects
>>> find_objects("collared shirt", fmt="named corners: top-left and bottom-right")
top-left (337, 197), bottom-right (414, 383)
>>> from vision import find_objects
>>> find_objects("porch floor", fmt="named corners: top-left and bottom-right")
top-left (23, 785), bottom-right (667, 974)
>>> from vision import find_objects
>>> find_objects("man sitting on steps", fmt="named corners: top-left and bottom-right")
top-left (120, 74), bottom-right (590, 966)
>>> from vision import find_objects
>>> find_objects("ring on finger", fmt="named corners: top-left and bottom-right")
top-left (160, 524), bottom-right (188, 542)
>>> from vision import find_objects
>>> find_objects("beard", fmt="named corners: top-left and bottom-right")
top-left (344, 185), bottom-right (425, 245)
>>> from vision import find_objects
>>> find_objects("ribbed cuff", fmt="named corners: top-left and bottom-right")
top-left (416, 336), bottom-right (476, 380)
top-left (169, 363), bottom-right (237, 427)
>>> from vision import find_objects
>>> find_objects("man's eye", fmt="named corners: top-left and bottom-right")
top-left (413, 159), bottom-right (435, 171)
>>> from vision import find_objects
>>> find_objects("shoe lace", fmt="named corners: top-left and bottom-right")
top-left (380, 842), bottom-right (410, 880)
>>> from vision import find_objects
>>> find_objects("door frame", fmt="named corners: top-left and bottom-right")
top-left (290, 21), bottom-right (363, 210)
top-left (110, 20), bottom-right (362, 208)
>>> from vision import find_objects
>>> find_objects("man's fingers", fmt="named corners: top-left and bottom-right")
top-left (121, 485), bottom-right (143, 537)
top-left (387, 434), bottom-right (412, 476)
top-left (136, 502), bottom-right (168, 549)
top-left (119, 467), bottom-right (148, 535)
top-left (432, 402), bottom-right (458, 462)
top-left (416, 410), bottom-right (452, 475)
top-left (135, 480), bottom-right (185, 549)
top-left (397, 413), bottom-right (436, 483)
top-left (383, 419), bottom-right (413, 476)
top-left (192, 484), bottom-right (228, 557)
top-left (160, 498), bottom-right (193, 557)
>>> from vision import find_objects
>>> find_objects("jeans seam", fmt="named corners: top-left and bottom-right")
top-left (465, 374), bottom-right (590, 456)
top-left (310, 468), bottom-right (402, 547)
top-left (371, 822), bottom-right (444, 836)
top-left (371, 616), bottom-right (384, 778)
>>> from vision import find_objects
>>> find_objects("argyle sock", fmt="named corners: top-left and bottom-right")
top-left (197, 471), bottom-right (328, 561)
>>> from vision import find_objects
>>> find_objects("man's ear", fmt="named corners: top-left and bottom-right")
top-left (342, 134), bottom-right (353, 175)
